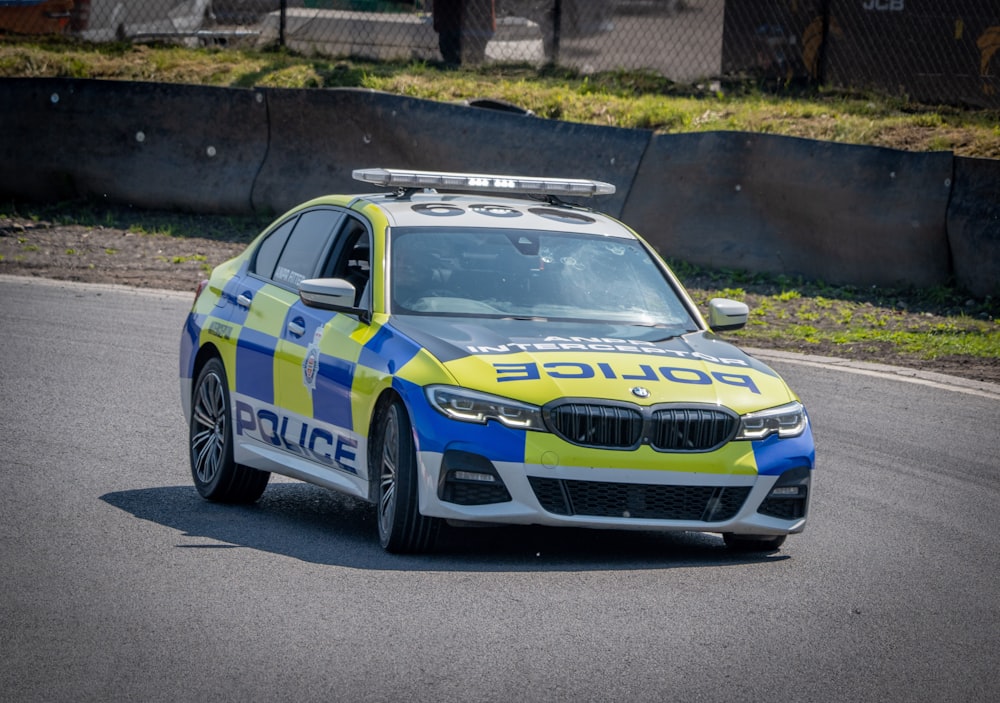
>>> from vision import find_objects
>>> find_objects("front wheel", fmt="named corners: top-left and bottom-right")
top-left (722, 533), bottom-right (787, 553)
top-left (375, 400), bottom-right (440, 553)
top-left (190, 357), bottom-right (270, 503)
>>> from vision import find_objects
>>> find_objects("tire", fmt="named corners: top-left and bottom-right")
top-left (189, 357), bottom-right (269, 503)
top-left (722, 533), bottom-right (787, 553)
top-left (375, 399), bottom-right (440, 553)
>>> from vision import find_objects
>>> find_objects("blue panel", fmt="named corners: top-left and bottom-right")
top-left (396, 377), bottom-right (527, 462)
top-left (313, 355), bottom-right (356, 430)
top-left (359, 325), bottom-right (421, 375)
top-left (281, 301), bottom-right (329, 345)
top-left (179, 313), bottom-right (203, 379)
top-left (751, 423), bottom-right (816, 476)
top-left (236, 328), bottom-right (277, 404)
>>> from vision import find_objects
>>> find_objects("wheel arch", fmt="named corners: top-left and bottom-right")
top-left (366, 387), bottom-right (405, 502)
top-left (191, 342), bottom-right (223, 394)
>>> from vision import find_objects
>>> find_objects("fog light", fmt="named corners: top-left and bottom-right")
top-left (769, 485), bottom-right (802, 497)
top-left (454, 471), bottom-right (497, 483)
top-left (439, 451), bottom-right (512, 505)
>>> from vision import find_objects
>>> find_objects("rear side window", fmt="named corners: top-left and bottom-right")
top-left (253, 209), bottom-right (344, 288)
top-left (252, 218), bottom-right (295, 279)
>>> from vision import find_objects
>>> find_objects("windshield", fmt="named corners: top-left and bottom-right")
top-left (389, 226), bottom-right (697, 328)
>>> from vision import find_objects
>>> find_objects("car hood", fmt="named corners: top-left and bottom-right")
top-left (390, 316), bottom-right (795, 414)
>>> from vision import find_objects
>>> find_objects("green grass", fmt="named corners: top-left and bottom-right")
top-left (168, 254), bottom-right (208, 264)
top-left (1, 37), bottom-right (998, 157)
top-left (1, 199), bottom-right (270, 242)
top-left (680, 266), bottom-right (1000, 361)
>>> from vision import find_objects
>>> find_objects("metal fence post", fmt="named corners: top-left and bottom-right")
top-left (280, 0), bottom-right (287, 49)
top-left (552, 0), bottom-right (561, 64)
top-left (817, 0), bottom-right (831, 86)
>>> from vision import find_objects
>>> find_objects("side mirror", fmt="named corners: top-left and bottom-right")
top-left (708, 298), bottom-right (749, 331)
top-left (299, 278), bottom-right (356, 310)
top-left (299, 278), bottom-right (370, 324)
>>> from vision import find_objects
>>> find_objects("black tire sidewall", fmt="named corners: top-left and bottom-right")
top-left (190, 357), bottom-right (235, 498)
top-left (376, 401), bottom-right (409, 548)
top-left (376, 399), bottom-right (438, 552)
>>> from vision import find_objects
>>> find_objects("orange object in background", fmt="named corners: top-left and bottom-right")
top-left (0, 0), bottom-right (75, 35)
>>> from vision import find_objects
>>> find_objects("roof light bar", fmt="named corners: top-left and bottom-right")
top-left (352, 168), bottom-right (616, 197)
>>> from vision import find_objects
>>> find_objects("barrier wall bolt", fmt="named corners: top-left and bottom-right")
top-left (944, 178), bottom-right (951, 187)
top-left (136, 131), bottom-right (145, 143)
top-left (890, 171), bottom-right (896, 179)
top-left (363, 134), bottom-right (372, 144)
top-left (255, 93), bottom-right (263, 103)
top-left (50, 93), bottom-right (59, 104)
top-left (735, 184), bottom-right (742, 192)
top-left (206, 146), bottom-right (217, 157)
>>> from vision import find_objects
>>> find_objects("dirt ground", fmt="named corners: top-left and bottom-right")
top-left (2, 206), bottom-right (998, 385)
top-left (0, 216), bottom-right (248, 291)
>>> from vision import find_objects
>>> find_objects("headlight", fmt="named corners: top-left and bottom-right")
top-left (426, 385), bottom-right (546, 431)
top-left (736, 401), bottom-right (808, 440)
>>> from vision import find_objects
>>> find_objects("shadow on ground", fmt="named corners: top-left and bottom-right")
top-left (101, 482), bottom-right (790, 572)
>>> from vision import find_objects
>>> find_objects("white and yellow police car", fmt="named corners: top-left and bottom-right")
top-left (180, 168), bottom-right (815, 553)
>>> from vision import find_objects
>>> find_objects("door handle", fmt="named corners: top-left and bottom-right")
top-left (287, 318), bottom-right (306, 337)
top-left (237, 292), bottom-right (253, 309)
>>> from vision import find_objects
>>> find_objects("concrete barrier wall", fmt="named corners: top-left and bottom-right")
top-left (1, 77), bottom-right (997, 295)
top-left (254, 87), bottom-right (647, 217)
top-left (621, 132), bottom-right (955, 288)
top-left (947, 157), bottom-right (1000, 298)
top-left (0, 78), bottom-right (267, 213)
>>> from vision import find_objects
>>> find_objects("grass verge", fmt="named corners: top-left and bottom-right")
top-left (1, 37), bottom-right (999, 157)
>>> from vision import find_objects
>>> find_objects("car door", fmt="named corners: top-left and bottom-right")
top-left (226, 208), bottom-right (342, 437)
top-left (272, 213), bottom-right (374, 487)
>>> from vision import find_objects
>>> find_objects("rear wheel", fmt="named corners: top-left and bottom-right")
top-left (189, 357), bottom-right (269, 503)
top-left (722, 533), bottom-right (787, 553)
top-left (375, 400), bottom-right (440, 553)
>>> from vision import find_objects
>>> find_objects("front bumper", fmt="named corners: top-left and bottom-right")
top-left (404, 378), bottom-right (815, 535)
top-left (416, 448), bottom-right (812, 536)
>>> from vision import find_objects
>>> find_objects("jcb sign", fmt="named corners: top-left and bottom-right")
top-left (863, 0), bottom-right (904, 10)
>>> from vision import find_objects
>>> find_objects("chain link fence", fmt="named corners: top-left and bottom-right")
top-left (2, 0), bottom-right (997, 106)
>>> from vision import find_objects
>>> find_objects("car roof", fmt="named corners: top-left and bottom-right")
top-left (352, 191), bottom-right (638, 237)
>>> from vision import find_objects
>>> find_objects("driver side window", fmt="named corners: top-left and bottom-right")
top-left (323, 217), bottom-right (372, 307)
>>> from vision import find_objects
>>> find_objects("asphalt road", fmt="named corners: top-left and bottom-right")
top-left (2, 275), bottom-right (998, 703)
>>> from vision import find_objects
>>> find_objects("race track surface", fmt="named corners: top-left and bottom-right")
top-left (2, 275), bottom-right (998, 703)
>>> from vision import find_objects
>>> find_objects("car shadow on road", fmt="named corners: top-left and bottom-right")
top-left (101, 483), bottom-right (790, 572)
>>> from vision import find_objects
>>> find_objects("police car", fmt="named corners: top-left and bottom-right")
top-left (180, 168), bottom-right (815, 554)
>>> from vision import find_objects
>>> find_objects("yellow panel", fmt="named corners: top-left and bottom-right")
top-left (198, 315), bottom-right (240, 390)
top-left (442, 351), bottom-right (792, 415)
top-left (524, 433), bottom-right (758, 475)
top-left (275, 338), bottom-right (313, 417)
top-left (243, 286), bottom-right (297, 336)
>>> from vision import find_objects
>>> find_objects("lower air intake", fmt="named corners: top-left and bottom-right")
top-left (528, 477), bottom-right (751, 521)
top-left (758, 493), bottom-right (808, 520)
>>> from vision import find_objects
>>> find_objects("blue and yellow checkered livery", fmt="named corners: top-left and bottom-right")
top-left (181, 170), bottom-right (815, 552)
